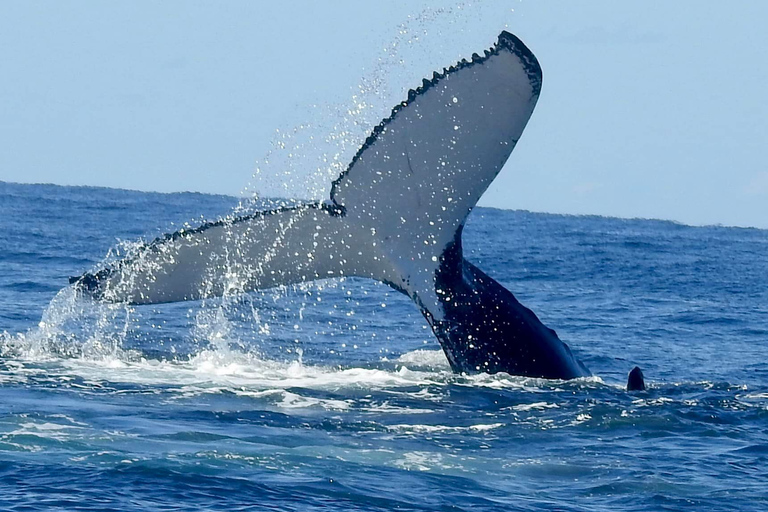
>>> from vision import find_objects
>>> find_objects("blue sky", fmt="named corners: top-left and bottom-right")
top-left (1, 1), bottom-right (766, 228)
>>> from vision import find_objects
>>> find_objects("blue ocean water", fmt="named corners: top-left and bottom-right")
top-left (1, 180), bottom-right (767, 511)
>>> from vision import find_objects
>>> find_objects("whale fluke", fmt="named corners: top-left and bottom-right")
top-left (71, 31), bottom-right (590, 379)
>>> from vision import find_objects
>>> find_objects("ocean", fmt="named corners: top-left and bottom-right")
top-left (1, 180), bottom-right (766, 511)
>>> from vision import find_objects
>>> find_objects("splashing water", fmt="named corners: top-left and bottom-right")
top-left (242, 2), bottom-right (518, 205)
top-left (0, 286), bottom-right (136, 362)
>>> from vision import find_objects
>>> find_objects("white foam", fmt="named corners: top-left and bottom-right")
top-left (43, 348), bottom-right (448, 399)
top-left (6, 421), bottom-right (83, 442)
top-left (396, 349), bottom-right (450, 369)
top-left (510, 402), bottom-right (559, 412)
top-left (2, 322), bottom-right (612, 409)
top-left (392, 451), bottom-right (467, 472)
top-left (1, 286), bottom-right (605, 408)
top-left (387, 423), bottom-right (503, 434)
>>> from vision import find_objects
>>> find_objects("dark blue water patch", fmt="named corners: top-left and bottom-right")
top-left (2, 280), bottom-right (61, 293)
top-left (0, 460), bottom-right (518, 512)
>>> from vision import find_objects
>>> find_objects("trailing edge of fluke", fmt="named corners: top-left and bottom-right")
top-left (72, 31), bottom-right (594, 380)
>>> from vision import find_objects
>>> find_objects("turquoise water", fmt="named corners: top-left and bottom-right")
top-left (1, 181), bottom-right (767, 511)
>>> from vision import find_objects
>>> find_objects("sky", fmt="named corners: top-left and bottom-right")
top-left (1, 1), bottom-right (767, 228)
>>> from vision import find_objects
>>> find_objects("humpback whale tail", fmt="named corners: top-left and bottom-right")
top-left (71, 32), bottom-right (590, 380)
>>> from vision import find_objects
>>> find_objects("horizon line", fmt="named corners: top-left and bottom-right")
top-left (1, 179), bottom-right (765, 233)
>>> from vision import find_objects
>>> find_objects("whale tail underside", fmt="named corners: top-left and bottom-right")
top-left (72, 32), bottom-right (590, 379)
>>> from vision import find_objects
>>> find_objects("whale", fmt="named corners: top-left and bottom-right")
top-left (627, 366), bottom-right (646, 391)
top-left (71, 31), bottom-right (591, 380)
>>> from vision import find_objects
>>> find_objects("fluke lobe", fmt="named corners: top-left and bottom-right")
top-left (71, 31), bottom-right (591, 380)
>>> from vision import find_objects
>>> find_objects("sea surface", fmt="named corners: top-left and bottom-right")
top-left (1, 181), bottom-right (767, 511)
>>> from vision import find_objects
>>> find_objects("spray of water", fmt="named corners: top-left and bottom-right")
top-left (241, 2), bottom-right (517, 205)
top-left (2, 2), bottom-right (519, 382)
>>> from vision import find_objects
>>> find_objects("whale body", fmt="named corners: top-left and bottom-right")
top-left (72, 31), bottom-right (590, 379)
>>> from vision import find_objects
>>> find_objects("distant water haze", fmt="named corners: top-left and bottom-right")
top-left (1, 1), bottom-right (766, 228)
